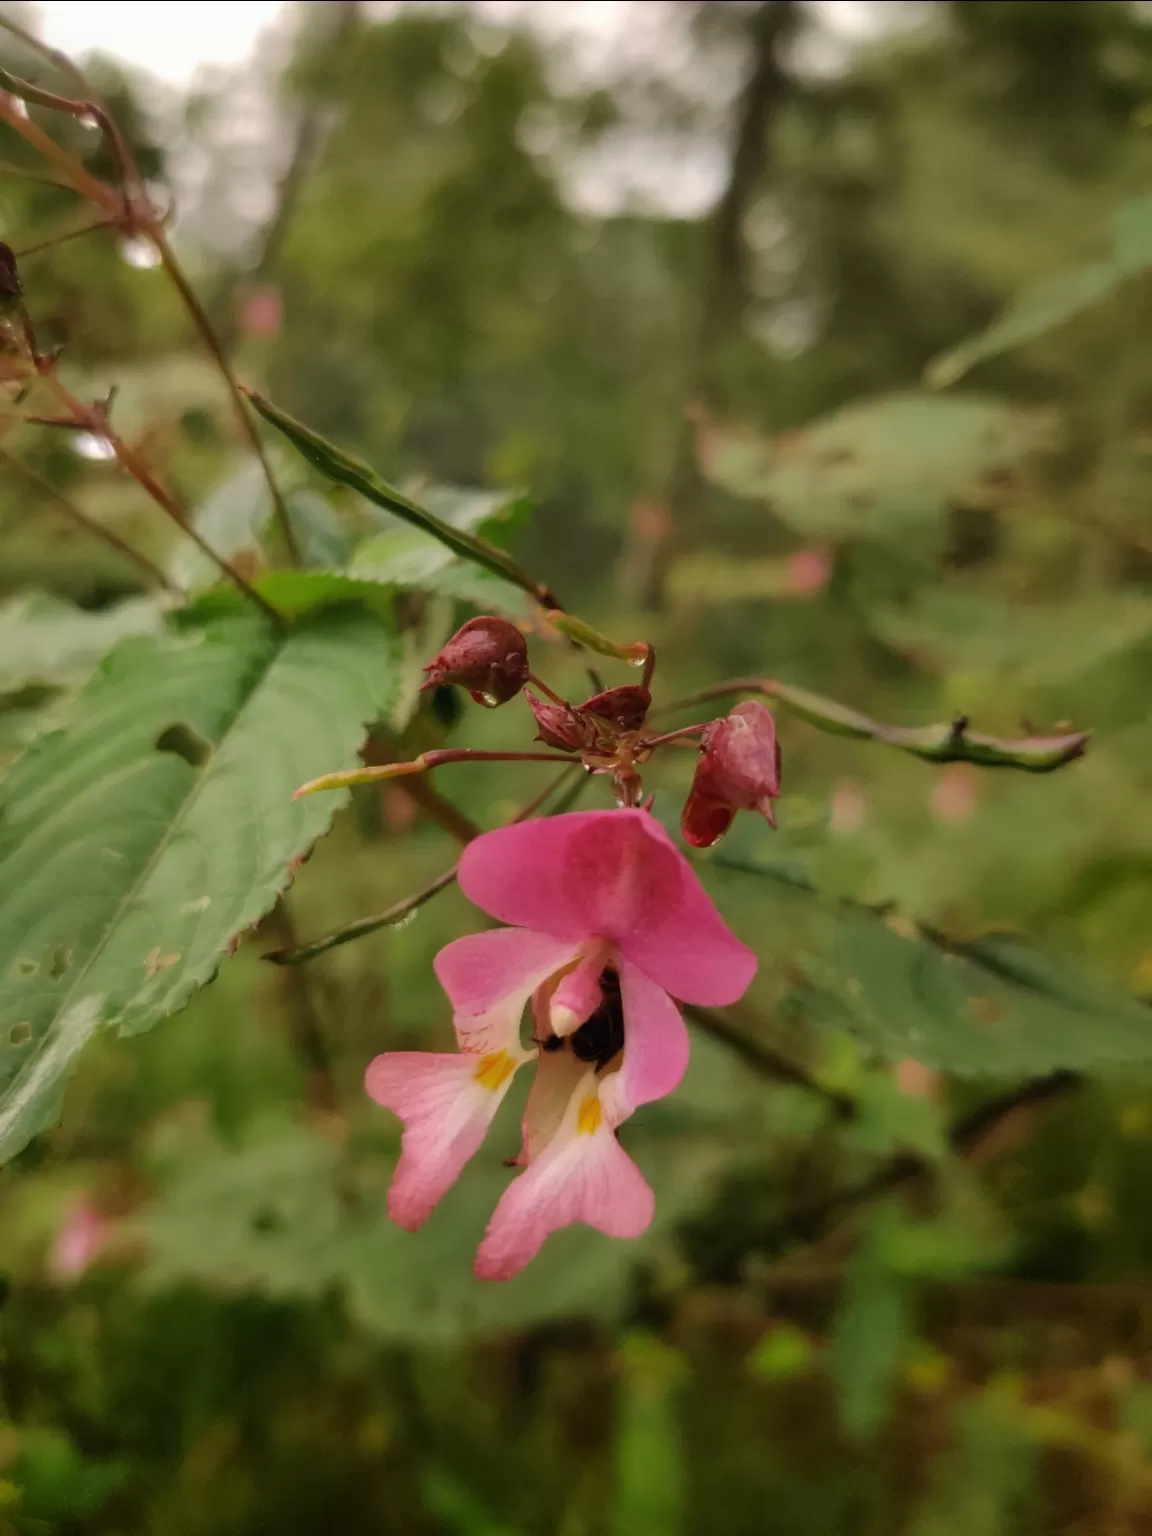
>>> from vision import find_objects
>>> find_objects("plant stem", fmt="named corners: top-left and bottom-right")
top-left (684, 1004), bottom-right (855, 1118)
top-left (36, 369), bottom-right (282, 621)
top-left (153, 230), bottom-right (302, 565)
top-left (261, 898), bottom-right (339, 1111)
top-left (0, 443), bottom-right (182, 594)
top-left (265, 765), bottom-right (582, 965)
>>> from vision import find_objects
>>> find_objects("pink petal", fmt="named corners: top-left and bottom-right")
top-left (366, 1050), bottom-right (523, 1231)
top-left (457, 809), bottom-right (756, 1006)
top-left (599, 957), bottom-right (690, 1126)
top-left (434, 927), bottom-right (583, 1054)
top-left (473, 1076), bottom-right (654, 1280)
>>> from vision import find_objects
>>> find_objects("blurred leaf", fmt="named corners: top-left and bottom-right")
top-left (928, 192), bottom-right (1152, 386)
top-left (907, 1397), bottom-right (1037, 1536)
top-left (0, 608), bottom-right (397, 1163)
top-left (873, 588), bottom-right (1152, 686)
top-left (611, 1335), bottom-right (687, 1536)
top-left (747, 1322), bottom-right (816, 1383)
top-left (698, 392), bottom-right (1056, 547)
top-left (137, 1119), bottom-right (725, 1344)
top-left (0, 590), bottom-right (161, 694)
top-left (12, 1426), bottom-right (131, 1524)
top-left (173, 461), bottom-right (355, 588)
top-left (718, 856), bottom-right (1152, 1073)
top-left (829, 1205), bottom-right (912, 1438)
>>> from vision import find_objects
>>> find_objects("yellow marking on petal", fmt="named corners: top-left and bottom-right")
top-left (577, 1095), bottom-right (602, 1136)
top-left (473, 1049), bottom-right (517, 1092)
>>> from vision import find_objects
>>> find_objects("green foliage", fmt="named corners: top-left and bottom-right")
top-left (0, 590), bottom-right (161, 694)
top-left (829, 1206), bottom-right (914, 1438)
top-left (718, 856), bottom-right (1152, 1073)
top-left (929, 192), bottom-right (1152, 385)
top-left (697, 392), bottom-right (1056, 549)
top-left (0, 608), bottom-right (397, 1162)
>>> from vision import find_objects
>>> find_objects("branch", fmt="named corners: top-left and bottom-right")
top-left (265, 766), bottom-right (582, 965)
top-left (685, 1003), bottom-right (856, 1117)
top-left (770, 1070), bottom-right (1080, 1246)
top-left (261, 898), bottom-right (339, 1112)
top-left (661, 677), bottom-right (1089, 773)
top-left (0, 443), bottom-right (181, 595)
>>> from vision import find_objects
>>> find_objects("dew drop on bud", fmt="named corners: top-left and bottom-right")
top-left (119, 235), bottom-right (161, 270)
top-left (71, 432), bottom-right (116, 461)
top-left (77, 111), bottom-right (100, 132)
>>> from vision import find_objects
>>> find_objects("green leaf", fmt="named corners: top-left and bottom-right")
top-left (872, 588), bottom-right (1152, 687)
top-left (0, 591), bottom-right (161, 694)
top-left (351, 528), bottom-right (532, 618)
top-left (245, 390), bottom-right (555, 607)
top-left (829, 1205), bottom-right (912, 1438)
top-left (611, 1335), bottom-right (687, 1536)
top-left (136, 1118), bottom-right (723, 1343)
top-left (172, 461), bottom-right (355, 589)
top-left (698, 392), bottom-right (1056, 547)
top-left (717, 856), bottom-right (1152, 1074)
top-left (928, 192), bottom-right (1152, 386)
top-left (0, 607), bottom-right (397, 1162)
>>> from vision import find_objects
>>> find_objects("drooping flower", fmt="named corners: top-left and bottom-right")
top-left (366, 808), bottom-right (756, 1279)
top-left (681, 701), bottom-right (781, 848)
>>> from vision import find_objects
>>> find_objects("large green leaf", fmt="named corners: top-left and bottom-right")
top-left (0, 607), bottom-right (397, 1162)
top-left (697, 392), bottom-right (1056, 547)
top-left (928, 192), bottom-right (1152, 386)
top-left (717, 856), bottom-right (1152, 1074)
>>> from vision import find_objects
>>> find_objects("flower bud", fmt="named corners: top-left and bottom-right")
top-left (420, 616), bottom-right (529, 707)
top-left (525, 690), bottom-right (588, 751)
top-left (578, 684), bottom-right (652, 734)
top-left (681, 700), bottom-right (781, 848)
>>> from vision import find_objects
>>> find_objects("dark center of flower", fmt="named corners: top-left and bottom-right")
top-left (542, 965), bottom-right (624, 1071)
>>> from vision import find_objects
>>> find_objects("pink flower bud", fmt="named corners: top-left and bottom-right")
top-left (578, 685), bottom-right (652, 734)
top-left (525, 690), bottom-right (588, 751)
top-left (681, 700), bottom-right (781, 848)
top-left (420, 616), bottom-right (530, 707)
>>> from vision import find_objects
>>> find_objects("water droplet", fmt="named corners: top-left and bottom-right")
top-left (7, 96), bottom-right (29, 119)
top-left (71, 432), bottom-right (115, 461)
top-left (77, 111), bottom-right (99, 132)
top-left (119, 235), bottom-right (160, 270)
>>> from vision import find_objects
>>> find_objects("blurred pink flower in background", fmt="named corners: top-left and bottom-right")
top-left (931, 763), bottom-right (980, 824)
top-left (237, 283), bottom-right (283, 340)
top-left (366, 808), bottom-right (756, 1279)
top-left (49, 1196), bottom-right (111, 1282)
top-left (785, 547), bottom-right (833, 597)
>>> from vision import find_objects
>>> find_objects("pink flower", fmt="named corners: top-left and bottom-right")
top-left (366, 809), bottom-right (756, 1279)
top-left (49, 1197), bottom-right (110, 1282)
top-left (681, 701), bottom-right (781, 848)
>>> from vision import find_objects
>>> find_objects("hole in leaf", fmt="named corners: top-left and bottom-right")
top-left (8, 1021), bottom-right (32, 1047)
top-left (12, 958), bottom-right (37, 978)
top-left (47, 947), bottom-right (72, 979)
top-left (155, 722), bottom-right (211, 767)
top-left (251, 1204), bottom-right (286, 1236)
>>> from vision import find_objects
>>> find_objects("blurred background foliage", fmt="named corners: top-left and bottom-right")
top-left (4, 1), bottom-right (1152, 1531)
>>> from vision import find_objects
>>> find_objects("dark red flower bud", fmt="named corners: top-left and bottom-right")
top-left (578, 684), bottom-right (652, 733)
top-left (525, 690), bottom-right (589, 751)
top-left (681, 700), bottom-right (781, 848)
top-left (420, 616), bottom-right (529, 707)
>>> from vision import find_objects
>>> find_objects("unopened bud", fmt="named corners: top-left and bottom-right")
top-left (420, 616), bottom-right (529, 707)
top-left (578, 684), bottom-right (651, 733)
top-left (681, 700), bottom-right (781, 848)
top-left (525, 690), bottom-right (588, 751)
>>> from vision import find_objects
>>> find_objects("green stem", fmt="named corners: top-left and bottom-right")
top-left (661, 678), bottom-right (1089, 773)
